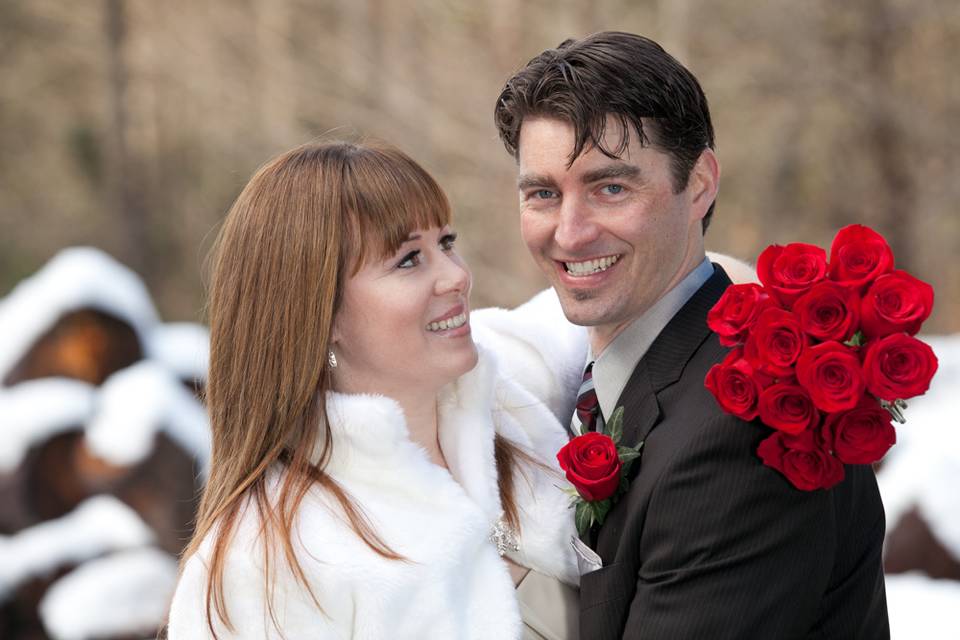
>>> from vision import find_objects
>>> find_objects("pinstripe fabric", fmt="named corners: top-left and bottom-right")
top-left (578, 265), bottom-right (889, 640)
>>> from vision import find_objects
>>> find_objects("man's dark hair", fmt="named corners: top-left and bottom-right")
top-left (494, 31), bottom-right (717, 231)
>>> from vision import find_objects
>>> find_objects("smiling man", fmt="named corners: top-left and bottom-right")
top-left (495, 32), bottom-right (889, 640)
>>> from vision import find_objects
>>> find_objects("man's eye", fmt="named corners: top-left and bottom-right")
top-left (601, 184), bottom-right (624, 195)
top-left (440, 233), bottom-right (458, 251)
top-left (397, 251), bottom-right (421, 268)
top-left (534, 189), bottom-right (556, 200)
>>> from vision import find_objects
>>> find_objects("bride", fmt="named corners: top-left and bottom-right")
top-left (167, 141), bottom-right (583, 639)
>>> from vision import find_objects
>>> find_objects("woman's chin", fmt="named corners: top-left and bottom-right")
top-left (440, 342), bottom-right (480, 383)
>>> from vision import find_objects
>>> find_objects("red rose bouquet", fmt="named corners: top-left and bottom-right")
top-left (706, 224), bottom-right (937, 490)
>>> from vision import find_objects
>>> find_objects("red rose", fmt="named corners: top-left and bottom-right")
top-left (757, 428), bottom-right (845, 491)
top-left (795, 341), bottom-right (865, 412)
top-left (705, 348), bottom-right (769, 420)
top-left (707, 283), bottom-right (773, 347)
top-left (557, 432), bottom-right (622, 502)
top-left (821, 395), bottom-right (896, 464)
top-left (829, 224), bottom-right (894, 291)
top-left (861, 270), bottom-right (934, 339)
top-left (794, 281), bottom-right (861, 342)
top-left (757, 243), bottom-right (828, 306)
top-left (758, 382), bottom-right (820, 435)
top-left (744, 308), bottom-right (806, 377)
top-left (862, 333), bottom-right (938, 401)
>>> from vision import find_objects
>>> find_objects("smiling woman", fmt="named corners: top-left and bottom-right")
top-left (166, 141), bottom-right (581, 639)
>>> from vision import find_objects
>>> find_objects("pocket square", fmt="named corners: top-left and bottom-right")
top-left (571, 536), bottom-right (603, 575)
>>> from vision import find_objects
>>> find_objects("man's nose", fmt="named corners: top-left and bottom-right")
top-left (554, 198), bottom-right (600, 253)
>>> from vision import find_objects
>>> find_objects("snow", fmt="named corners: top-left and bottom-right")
top-left (145, 321), bottom-right (210, 383)
top-left (0, 247), bottom-right (159, 380)
top-left (39, 547), bottom-right (178, 640)
top-left (85, 360), bottom-right (210, 469)
top-left (0, 495), bottom-right (155, 599)
top-left (0, 378), bottom-right (96, 473)
top-left (886, 572), bottom-right (960, 640)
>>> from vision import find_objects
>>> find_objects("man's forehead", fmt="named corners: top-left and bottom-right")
top-left (517, 116), bottom-right (647, 168)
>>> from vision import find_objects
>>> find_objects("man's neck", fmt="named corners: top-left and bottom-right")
top-left (588, 253), bottom-right (706, 357)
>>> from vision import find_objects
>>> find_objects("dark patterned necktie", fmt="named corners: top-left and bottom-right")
top-left (574, 361), bottom-right (604, 435)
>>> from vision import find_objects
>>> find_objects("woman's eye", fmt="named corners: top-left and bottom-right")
top-left (601, 184), bottom-right (624, 195)
top-left (397, 250), bottom-right (421, 269)
top-left (440, 233), bottom-right (458, 251)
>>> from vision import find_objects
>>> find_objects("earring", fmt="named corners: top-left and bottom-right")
top-left (328, 350), bottom-right (338, 368)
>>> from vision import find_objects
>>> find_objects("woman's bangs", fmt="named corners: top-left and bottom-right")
top-left (344, 149), bottom-right (452, 272)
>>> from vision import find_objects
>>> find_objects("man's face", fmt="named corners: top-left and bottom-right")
top-left (516, 116), bottom-right (717, 352)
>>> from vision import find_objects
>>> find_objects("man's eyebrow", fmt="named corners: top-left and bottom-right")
top-left (581, 163), bottom-right (641, 184)
top-left (517, 173), bottom-right (558, 191)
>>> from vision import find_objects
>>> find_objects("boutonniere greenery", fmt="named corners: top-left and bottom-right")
top-left (556, 407), bottom-right (644, 537)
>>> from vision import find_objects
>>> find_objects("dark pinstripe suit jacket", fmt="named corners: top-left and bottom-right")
top-left (579, 264), bottom-right (889, 640)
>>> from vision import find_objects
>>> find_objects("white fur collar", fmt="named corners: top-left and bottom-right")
top-left (319, 346), bottom-right (504, 523)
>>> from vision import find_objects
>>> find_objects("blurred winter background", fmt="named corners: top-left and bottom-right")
top-left (1, 1), bottom-right (958, 638)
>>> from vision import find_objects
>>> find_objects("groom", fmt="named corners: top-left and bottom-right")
top-left (494, 32), bottom-right (889, 639)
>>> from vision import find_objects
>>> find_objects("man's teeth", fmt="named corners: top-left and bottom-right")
top-left (427, 312), bottom-right (467, 332)
top-left (564, 255), bottom-right (619, 276)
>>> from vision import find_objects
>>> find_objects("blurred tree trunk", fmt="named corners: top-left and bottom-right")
top-left (104, 0), bottom-right (151, 279)
top-left (254, 0), bottom-right (295, 147)
top-left (658, 0), bottom-right (690, 64)
top-left (862, 0), bottom-right (914, 268)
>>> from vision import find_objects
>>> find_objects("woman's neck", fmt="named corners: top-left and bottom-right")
top-left (331, 371), bottom-right (447, 468)
top-left (393, 391), bottom-right (446, 469)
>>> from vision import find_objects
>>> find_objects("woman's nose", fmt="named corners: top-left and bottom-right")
top-left (435, 254), bottom-right (471, 296)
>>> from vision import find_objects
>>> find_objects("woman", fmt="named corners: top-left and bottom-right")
top-left (168, 141), bottom-right (582, 639)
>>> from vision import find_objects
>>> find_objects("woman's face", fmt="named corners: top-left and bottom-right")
top-left (332, 225), bottom-right (478, 398)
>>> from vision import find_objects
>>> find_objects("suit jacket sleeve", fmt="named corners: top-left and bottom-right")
top-left (622, 414), bottom-right (843, 639)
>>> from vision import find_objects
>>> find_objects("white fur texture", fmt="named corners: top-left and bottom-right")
top-left (168, 343), bottom-right (578, 639)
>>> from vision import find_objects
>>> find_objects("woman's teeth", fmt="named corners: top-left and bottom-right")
top-left (564, 255), bottom-right (619, 276)
top-left (427, 312), bottom-right (467, 332)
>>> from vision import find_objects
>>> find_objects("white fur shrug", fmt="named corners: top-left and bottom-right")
top-left (168, 291), bottom-right (587, 639)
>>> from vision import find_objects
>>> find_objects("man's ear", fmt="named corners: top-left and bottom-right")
top-left (688, 148), bottom-right (720, 221)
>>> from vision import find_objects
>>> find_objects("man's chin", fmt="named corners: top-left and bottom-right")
top-left (556, 291), bottom-right (611, 327)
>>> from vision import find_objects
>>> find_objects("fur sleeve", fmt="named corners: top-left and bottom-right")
top-left (471, 289), bottom-right (587, 425)
top-left (491, 374), bottom-right (579, 586)
top-left (167, 525), bottom-right (349, 638)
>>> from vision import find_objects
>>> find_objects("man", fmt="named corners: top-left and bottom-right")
top-left (494, 32), bottom-right (888, 639)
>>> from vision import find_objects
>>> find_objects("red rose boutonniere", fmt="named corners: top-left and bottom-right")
top-left (557, 407), bottom-right (643, 537)
top-left (706, 224), bottom-right (938, 491)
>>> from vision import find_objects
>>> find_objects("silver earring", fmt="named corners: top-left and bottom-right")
top-left (328, 350), bottom-right (338, 368)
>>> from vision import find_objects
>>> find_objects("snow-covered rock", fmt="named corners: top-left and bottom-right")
top-left (0, 378), bottom-right (96, 473)
top-left (0, 495), bottom-right (155, 599)
top-left (145, 321), bottom-right (210, 384)
top-left (0, 248), bottom-right (159, 380)
top-left (39, 547), bottom-right (178, 640)
top-left (85, 360), bottom-right (210, 469)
